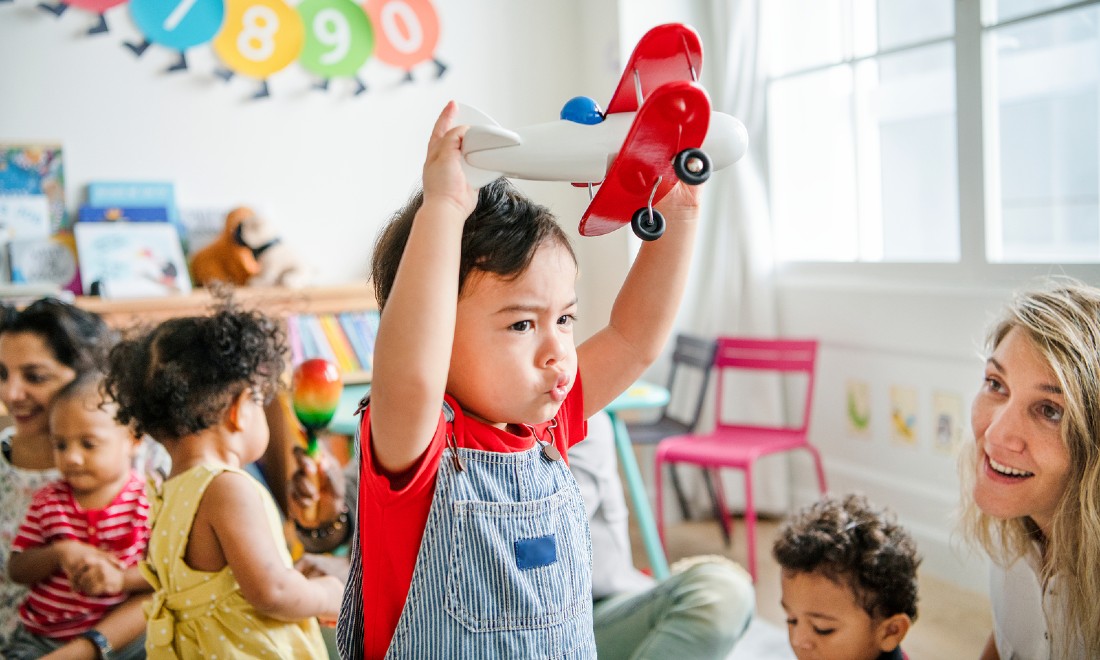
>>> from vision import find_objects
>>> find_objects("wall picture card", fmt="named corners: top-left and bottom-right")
top-left (845, 379), bottom-right (872, 439)
top-left (74, 222), bottom-right (191, 299)
top-left (932, 390), bottom-right (965, 454)
top-left (890, 385), bottom-right (919, 446)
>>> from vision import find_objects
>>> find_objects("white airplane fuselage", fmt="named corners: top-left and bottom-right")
top-left (461, 111), bottom-right (748, 187)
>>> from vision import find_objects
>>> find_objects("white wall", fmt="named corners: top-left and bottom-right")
top-left (776, 278), bottom-right (1014, 591)
top-left (0, 0), bottom-right (634, 339)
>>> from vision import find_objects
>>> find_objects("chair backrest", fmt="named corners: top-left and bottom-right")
top-left (663, 333), bottom-right (719, 430)
top-left (713, 337), bottom-right (818, 433)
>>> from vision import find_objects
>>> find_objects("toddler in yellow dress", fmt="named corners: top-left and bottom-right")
top-left (103, 303), bottom-right (342, 658)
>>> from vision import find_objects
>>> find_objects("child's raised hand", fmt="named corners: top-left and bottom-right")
top-left (422, 101), bottom-right (478, 219)
top-left (655, 179), bottom-right (704, 222)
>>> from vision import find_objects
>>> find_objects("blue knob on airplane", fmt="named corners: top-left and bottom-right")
top-left (560, 96), bottom-right (604, 125)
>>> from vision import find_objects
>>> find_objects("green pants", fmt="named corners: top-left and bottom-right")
top-left (592, 561), bottom-right (755, 660)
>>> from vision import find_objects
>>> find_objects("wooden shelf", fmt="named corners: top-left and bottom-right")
top-left (74, 283), bottom-right (378, 329)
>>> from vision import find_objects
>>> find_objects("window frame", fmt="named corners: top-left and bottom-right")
top-left (770, 0), bottom-right (1100, 287)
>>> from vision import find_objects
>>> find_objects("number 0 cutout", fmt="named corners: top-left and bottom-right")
top-left (65, 0), bottom-right (127, 13)
top-left (362, 0), bottom-right (438, 70)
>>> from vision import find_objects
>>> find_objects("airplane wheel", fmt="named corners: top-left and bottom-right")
top-left (631, 208), bottom-right (665, 241)
top-left (673, 148), bottom-right (711, 185)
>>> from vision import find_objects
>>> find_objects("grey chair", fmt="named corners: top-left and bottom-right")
top-left (625, 334), bottom-right (729, 542)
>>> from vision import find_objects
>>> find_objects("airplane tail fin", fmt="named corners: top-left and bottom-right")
top-left (456, 103), bottom-right (516, 188)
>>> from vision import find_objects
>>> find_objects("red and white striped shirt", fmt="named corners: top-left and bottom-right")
top-left (11, 471), bottom-right (150, 640)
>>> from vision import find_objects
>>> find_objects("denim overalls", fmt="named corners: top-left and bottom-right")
top-left (338, 403), bottom-right (596, 659)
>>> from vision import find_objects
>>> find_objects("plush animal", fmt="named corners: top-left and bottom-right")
top-left (189, 207), bottom-right (260, 287)
top-left (235, 207), bottom-right (309, 288)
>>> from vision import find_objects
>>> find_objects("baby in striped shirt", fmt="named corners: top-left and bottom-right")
top-left (4, 371), bottom-right (151, 660)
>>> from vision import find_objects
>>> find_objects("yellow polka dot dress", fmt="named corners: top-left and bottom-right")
top-left (142, 464), bottom-right (327, 659)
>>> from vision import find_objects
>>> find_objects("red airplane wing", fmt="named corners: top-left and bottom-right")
top-left (605, 23), bottom-right (704, 116)
top-left (580, 81), bottom-right (711, 237)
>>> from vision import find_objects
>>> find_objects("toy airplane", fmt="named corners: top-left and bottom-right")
top-left (459, 23), bottom-right (748, 241)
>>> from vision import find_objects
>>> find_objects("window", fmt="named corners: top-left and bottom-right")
top-left (765, 0), bottom-right (1100, 266)
top-left (986, 1), bottom-right (1100, 262)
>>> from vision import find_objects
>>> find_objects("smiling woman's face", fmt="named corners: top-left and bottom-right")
top-left (971, 326), bottom-right (1072, 536)
top-left (0, 331), bottom-right (77, 441)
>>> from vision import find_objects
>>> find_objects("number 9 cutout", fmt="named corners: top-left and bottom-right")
top-left (297, 0), bottom-right (375, 95)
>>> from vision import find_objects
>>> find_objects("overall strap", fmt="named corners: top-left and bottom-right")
top-left (336, 399), bottom-right (454, 660)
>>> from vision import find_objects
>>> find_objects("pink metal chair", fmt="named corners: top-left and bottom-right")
top-left (654, 337), bottom-right (827, 580)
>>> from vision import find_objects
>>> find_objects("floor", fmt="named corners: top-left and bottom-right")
top-left (639, 515), bottom-right (993, 658)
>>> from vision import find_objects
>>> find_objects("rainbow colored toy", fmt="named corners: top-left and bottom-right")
top-left (291, 358), bottom-right (343, 457)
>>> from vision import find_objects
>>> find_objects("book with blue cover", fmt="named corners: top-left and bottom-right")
top-left (85, 181), bottom-right (189, 251)
top-left (78, 206), bottom-right (171, 224)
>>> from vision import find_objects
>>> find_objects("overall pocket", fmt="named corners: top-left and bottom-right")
top-left (444, 485), bottom-right (591, 633)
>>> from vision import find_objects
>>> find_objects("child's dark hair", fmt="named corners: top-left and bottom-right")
top-left (52, 369), bottom-right (108, 410)
top-left (773, 493), bottom-right (920, 622)
top-left (103, 303), bottom-right (286, 441)
top-left (370, 177), bottom-right (577, 310)
top-left (0, 298), bottom-right (115, 375)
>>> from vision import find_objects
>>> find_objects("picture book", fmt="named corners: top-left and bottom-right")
top-left (85, 181), bottom-right (187, 250)
top-left (0, 195), bottom-right (52, 240)
top-left (74, 222), bottom-right (191, 298)
top-left (0, 145), bottom-right (68, 232)
top-left (8, 232), bottom-right (82, 295)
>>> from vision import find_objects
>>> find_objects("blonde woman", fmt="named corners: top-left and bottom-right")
top-left (962, 280), bottom-right (1099, 659)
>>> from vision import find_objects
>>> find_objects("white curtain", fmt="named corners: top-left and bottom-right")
top-left (665, 0), bottom-right (791, 517)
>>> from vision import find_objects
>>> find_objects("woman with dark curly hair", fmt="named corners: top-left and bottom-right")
top-left (773, 493), bottom-right (920, 660)
top-left (103, 304), bottom-right (341, 657)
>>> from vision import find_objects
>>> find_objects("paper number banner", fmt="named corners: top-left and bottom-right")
top-left (12, 0), bottom-right (443, 96)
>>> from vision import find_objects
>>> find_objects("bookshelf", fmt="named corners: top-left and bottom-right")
top-left (74, 284), bottom-right (378, 384)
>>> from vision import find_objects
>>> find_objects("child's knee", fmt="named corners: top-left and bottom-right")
top-left (673, 560), bottom-right (756, 642)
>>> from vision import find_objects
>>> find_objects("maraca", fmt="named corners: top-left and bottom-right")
top-left (291, 358), bottom-right (343, 524)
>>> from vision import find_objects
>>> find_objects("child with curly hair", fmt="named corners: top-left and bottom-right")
top-left (5, 372), bottom-right (151, 660)
top-left (773, 493), bottom-right (920, 660)
top-left (103, 304), bottom-right (341, 657)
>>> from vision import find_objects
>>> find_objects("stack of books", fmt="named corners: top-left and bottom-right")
top-left (287, 310), bottom-right (379, 382)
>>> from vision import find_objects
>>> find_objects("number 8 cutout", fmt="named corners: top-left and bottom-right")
top-left (213, 0), bottom-right (304, 98)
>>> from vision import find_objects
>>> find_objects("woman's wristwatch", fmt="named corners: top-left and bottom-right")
top-left (79, 628), bottom-right (113, 659)
top-left (294, 505), bottom-right (350, 541)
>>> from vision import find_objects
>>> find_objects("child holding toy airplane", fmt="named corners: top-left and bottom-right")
top-left (335, 100), bottom-right (706, 658)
